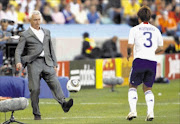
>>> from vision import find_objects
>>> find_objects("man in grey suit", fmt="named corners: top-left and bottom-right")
top-left (15, 10), bottom-right (73, 120)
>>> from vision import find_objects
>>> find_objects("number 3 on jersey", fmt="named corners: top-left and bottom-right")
top-left (143, 32), bottom-right (152, 48)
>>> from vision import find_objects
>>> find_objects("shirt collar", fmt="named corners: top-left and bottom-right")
top-left (30, 26), bottom-right (41, 32)
top-left (142, 22), bottom-right (149, 24)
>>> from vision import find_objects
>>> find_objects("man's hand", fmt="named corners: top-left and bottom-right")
top-left (3, 36), bottom-right (10, 40)
top-left (155, 46), bottom-right (164, 54)
top-left (0, 36), bottom-right (10, 42)
top-left (16, 63), bottom-right (22, 70)
top-left (54, 66), bottom-right (57, 73)
top-left (127, 44), bottom-right (133, 61)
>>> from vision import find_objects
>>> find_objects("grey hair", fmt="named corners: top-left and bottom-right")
top-left (29, 10), bottom-right (43, 21)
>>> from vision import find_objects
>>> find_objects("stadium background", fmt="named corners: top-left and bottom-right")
top-left (0, 0), bottom-right (180, 123)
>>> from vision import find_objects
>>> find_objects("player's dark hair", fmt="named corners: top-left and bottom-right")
top-left (137, 6), bottom-right (151, 22)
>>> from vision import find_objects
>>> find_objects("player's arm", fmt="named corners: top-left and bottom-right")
top-left (127, 28), bottom-right (135, 61)
top-left (127, 44), bottom-right (133, 61)
top-left (155, 30), bottom-right (164, 54)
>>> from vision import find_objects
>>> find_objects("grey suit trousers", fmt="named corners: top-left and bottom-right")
top-left (27, 57), bottom-right (65, 116)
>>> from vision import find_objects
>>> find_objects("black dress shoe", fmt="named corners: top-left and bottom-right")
top-left (62, 99), bottom-right (73, 113)
top-left (34, 115), bottom-right (41, 120)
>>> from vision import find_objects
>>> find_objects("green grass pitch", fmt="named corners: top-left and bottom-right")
top-left (0, 79), bottom-right (179, 124)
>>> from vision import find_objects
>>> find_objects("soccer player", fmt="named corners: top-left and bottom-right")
top-left (126, 6), bottom-right (163, 121)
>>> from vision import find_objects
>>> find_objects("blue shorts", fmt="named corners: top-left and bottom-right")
top-left (129, 58), bottom-right (157, 87)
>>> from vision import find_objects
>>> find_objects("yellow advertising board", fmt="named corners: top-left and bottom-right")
top-left (121, 57), bottom-right (133, 86)
top-left (96, 57), bottom-right (133, 89)
top-left (96, 59), bottom-right (103, 89)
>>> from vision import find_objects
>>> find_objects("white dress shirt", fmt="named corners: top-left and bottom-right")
top-left (30, 26), bottom-right (45, 56)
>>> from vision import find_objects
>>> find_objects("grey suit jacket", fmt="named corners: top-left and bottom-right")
top-left (15, 27), bottom-right (57, 67)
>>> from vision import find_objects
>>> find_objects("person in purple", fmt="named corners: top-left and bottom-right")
top-left (126, 6), bottom-right (164, 121)
top-left (62, 4), bottom-right (75, 24)
top-left (87, 5), bottom-right (100, 24)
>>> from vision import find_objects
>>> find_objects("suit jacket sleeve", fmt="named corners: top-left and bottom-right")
top-left (15, 34), bottom-right (26, 65)
top-left (49, 30), bottom-right (57, 67)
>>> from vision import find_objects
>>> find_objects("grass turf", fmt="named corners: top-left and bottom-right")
top-left (0, 79), bottom-right (179, 124)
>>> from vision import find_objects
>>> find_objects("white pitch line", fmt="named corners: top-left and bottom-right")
top-left (39, 102), bottom-right (180, 105)
top-left (80, 103), bottom-right (121, 105)
top-left (137, 103), bottom-right (180, 105)
top-left (17, 115), bottom-right (180, 120)
top-left (40, 102), bottom-right (58, 105)
top-left (80, 102), bottom-right (180, 105)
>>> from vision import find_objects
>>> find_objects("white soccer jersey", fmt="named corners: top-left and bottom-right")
top-left (128, 22), bottom-right (163, 61)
